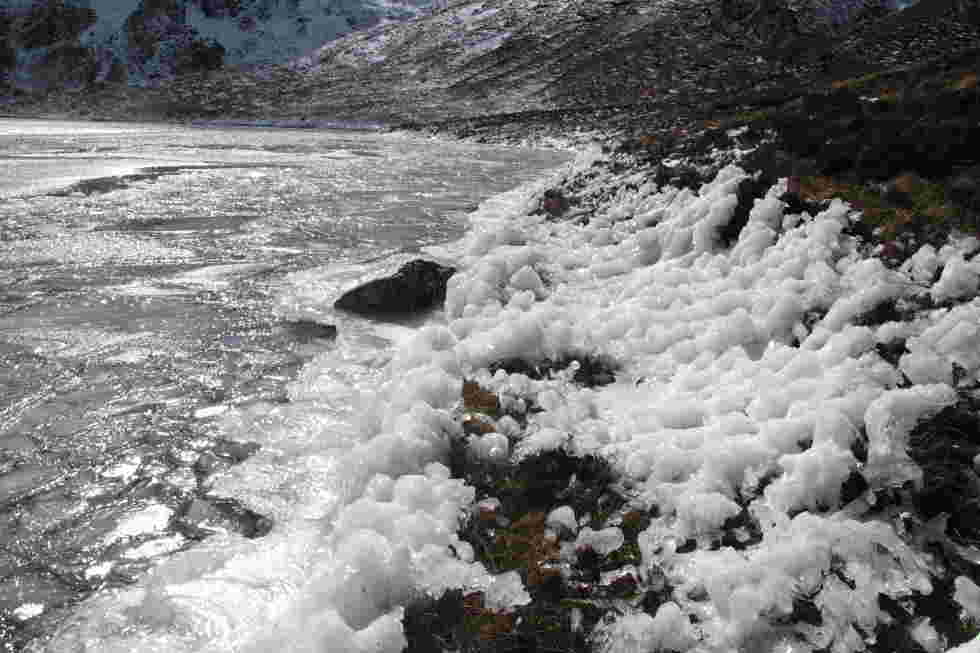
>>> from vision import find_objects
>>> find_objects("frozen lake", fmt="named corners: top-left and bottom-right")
top-left (0, 118), bottom-right (567, 649)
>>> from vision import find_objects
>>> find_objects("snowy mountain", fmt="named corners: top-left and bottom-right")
top-left (0, 0), bottom-right (435, 89)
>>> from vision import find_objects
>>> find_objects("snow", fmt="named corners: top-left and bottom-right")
top-left (40, 142), bottom-right (980, 652)
top-left (103, 503), bottom-right (173, 545)
top-left (596, 602), bottom-right (695, 653)
top-left (575, 526), bottom-right (625, 556)
top-left (956, 576), bottom-right (980, 621)
top-left (13, 603), bottom-right (45, 621)
top-left (952, 638), bottom-right (980, 653)
top-left (546, 505), bottom-right (577, 533)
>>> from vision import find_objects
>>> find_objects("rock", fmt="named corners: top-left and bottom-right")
top-left (486, 354), bottom-right (618, 387)
top-left (949, 166), bottom-right (980, 210)
top-left (907, 400), bottom-right (980, 539)
top-left (538, 189), bottom-right (570, 219)
top-left (13, 1), bottom-right (97, 49)
top-left (32, 43), bottom-right (97, 89)
top-left (285, 320), bottom-right (337, 342)
top-left (177, 496), bottom-right (272, 539)
top-left (720, 175), bottom-right (773, 247)
top-left (333, 259), bottom-right (456, 318)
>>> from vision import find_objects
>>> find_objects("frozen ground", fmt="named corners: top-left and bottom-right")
top-left (30, 138), bottom-right (980, 652)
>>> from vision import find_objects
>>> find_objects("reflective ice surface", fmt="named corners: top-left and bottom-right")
top-left (0, 119), bottom-right (567, 649)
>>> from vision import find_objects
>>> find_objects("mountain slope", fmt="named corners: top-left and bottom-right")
top-left (0, 0), bottom-right (435, 89)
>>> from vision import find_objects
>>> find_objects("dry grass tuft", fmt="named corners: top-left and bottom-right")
top-left (463, 380), bottom-right (500, 416)
top-left (954, 72), bottom-right (978, 90)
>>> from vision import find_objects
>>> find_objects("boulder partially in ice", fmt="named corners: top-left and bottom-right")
top-left (334, 259), bottom-right (456, 318)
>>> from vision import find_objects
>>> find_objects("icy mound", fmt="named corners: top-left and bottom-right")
top-left (426, 149), bottom-right (980, 652)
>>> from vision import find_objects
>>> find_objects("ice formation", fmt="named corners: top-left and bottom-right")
top-left (39, 145), bottom-right (980, 653)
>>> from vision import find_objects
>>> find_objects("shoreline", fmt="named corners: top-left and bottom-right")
top-left (10, 50), bottom-right (980, 653)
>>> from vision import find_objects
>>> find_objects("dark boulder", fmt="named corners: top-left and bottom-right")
top-left (334, 259), bottom-right (456, 318)
top-left (949, 165), bottom-right (980, 210)
top-left (907, 400), bottom-right (980, 540)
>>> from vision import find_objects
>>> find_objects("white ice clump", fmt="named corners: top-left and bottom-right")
top-left (950, 638), bottom-right (980, 653)
top-left (484, 570), bottom-right (532, 610)
top-left (900, 299), bottom-right (980, 385)
top-left (863, 384), bottom-right (957, 486)
top-left (546, 505), bottom-right (577, 534)
top-left (575, 526), bottom-right (625, 555)
top-left (764, 441), bottom-right (857, 513)
top-left (910, 618), bottom-right (944, 653)
top-left (468, 431), bottom-right (510, 461)
top-left (13, 603), bottom-right (45, 621)
top-left (596, 602), bottom-right (695, 653)
top-left (956, 576), bottom-right (980, 621)
top-left (931, 255), bottom-right (980, 303)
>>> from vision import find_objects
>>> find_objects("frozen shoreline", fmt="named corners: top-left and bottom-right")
top-left (33, 136), bottom-right (980, 652)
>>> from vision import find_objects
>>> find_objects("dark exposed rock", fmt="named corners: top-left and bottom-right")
top-left (285, 320), bottom-right (337, 343)
top-left (950, 165), bottom-right (980, 211)
top-left (839, 469), bottom-right (870, 504)
top-left (32, 43), bottom-right (97, 89)
top-left (720, 508), bottom-right (764, 550)
top-left (720, 175), bottom-right (774, 247)
top-left (12, 1), bottom-right (97, 49)
top-left (333, 259), bottom-right (456, 318)
top-left (907, 399), bottom-right (980, 540)
top-left (176, 496), bottom-right (272, 539)
top-left (174, 38), bottom-right (225, 75)
top-left (487, 354), bottom-right (617, 388)
top-left (854, 298), bottom-right (904, 327)
top-left (536, 189), bottom-right (571, 219)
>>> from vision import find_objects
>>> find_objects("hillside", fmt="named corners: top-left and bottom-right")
top-left (0, 0), bottom-right (435, 91)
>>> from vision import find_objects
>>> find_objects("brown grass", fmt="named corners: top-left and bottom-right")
top-left (463, 380), bottom-right (499, 416)
top-left (494, 512), bottom-right (562, 588)
top-left (954, 72), bottom-right (978, 90)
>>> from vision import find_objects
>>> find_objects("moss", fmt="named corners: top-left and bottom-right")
top-left (463, 380), bottom-right (500, 417)
top-left (732, 109), bottom-right (771, 124)
top-left (876, 88), bottom-right (901, 104)
top-left (487, 512), bottom-right (562, 588)
top-left (947, 72), bottom-right (979, 91)
top-left (832, 71), bottom-right (887, 90)
top-left (797, 175), bottom-right (970, 240)
top-left (620, 510), bottom-right (651, 538)
top-left (604, 540), bottom-right (642, 568)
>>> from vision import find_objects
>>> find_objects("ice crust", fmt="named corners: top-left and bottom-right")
top-left (39, 147), bottom-right (980, 652)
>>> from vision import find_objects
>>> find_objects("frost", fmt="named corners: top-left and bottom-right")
top-left (596, 603), bottom-right (694, 653)
top-left (546, 505), bottom-right (577, 534)
top-left (484, 570), bottom-right (532, 609)
top-left (956, 576), bottom-right (980, 621)
top-left (575, 526), bottom-right (625, 555)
